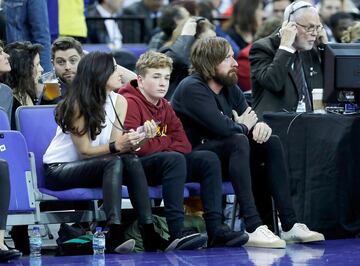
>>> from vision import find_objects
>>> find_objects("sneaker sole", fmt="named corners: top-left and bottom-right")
top-left (244, 240), bottom-right (286, 249)
top-left (225, 234), bottom-right (249, 247)
top-left (114, 239), bottom-right (135, 254)
top-left (176, 234), bottom-right (208, 250)
top-left (283, 235), bottom-right (325, 244)
top-left (164, 239), bottom-right (181, 252)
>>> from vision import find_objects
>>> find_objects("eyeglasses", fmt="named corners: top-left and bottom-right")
top-left (296, 22), bottom-right (323, 34)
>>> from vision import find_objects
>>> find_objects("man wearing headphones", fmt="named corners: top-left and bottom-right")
top-left (249, 0), bottom-right (327, 118)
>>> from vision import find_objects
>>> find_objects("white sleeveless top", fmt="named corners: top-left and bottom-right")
top-left (43, 91), bottom-right (118, 164)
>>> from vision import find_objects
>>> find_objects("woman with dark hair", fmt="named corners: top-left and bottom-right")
top-left (4, 41), bottom-right (43, 129)
top-left (43, 51), bottom-right (199, 253)
top-left (225, 0), bottom-right (264, 51)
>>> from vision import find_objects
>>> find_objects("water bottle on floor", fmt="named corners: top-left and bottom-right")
top-left (30, 226), bottom-right (42, 258)
top-left (93, 227), bottom-right (105, 255)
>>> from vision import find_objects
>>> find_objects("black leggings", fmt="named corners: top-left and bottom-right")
top-left (195, 134), bottom-right (297, 232)
top-left (45, 154), bottom-right (153, 225)
top-left (0, 160), bottom-right (10, 230)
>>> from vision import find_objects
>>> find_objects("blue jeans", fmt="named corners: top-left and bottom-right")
top-left (3, 0), bottom-right (52, 72)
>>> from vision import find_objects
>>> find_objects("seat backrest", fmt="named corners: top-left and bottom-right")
top-left (16, 106), bottom-right (57, 188)
top-left (0, 130), bottom-right (34, 212)
top-left (0, 107), bottom-right (10, 130)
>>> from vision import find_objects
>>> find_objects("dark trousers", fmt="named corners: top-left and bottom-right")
top-left (250, 135), bottom-right (297, 231)
top-left (185, 151), bottom-right (223, 237)
top-left (140, 151), bottom-right (186, 238)
top-left (195, 134), bottom-right (297, 232)
top-left (0, 160), bottom-right (10, 230)
top-left (45, 154), bottom-right (153, 225)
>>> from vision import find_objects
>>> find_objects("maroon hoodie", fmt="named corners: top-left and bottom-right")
top-left (118, 79), bottom-right (192, 157)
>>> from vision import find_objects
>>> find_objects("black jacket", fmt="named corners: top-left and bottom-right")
top-left (249, 31), bottom-right (323, 118)
top-left (172, 74), bottom-right (249, 147)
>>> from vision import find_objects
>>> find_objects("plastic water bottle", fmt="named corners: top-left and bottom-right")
top-left (93, 227), bottom-right (105, 255)
top-left (30, 227), bottom-right (42, 258)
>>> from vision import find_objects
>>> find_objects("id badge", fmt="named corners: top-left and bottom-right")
top-left (296, 101), bottom-right (306, 113)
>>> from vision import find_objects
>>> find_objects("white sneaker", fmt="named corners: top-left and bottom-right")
top-left (244, 225), bottom-right (286, 249)
top-left (281, 223), bottom-right (325, 243)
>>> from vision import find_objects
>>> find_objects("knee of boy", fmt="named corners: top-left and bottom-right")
top-left (165, 151), bottom-right (186, 168)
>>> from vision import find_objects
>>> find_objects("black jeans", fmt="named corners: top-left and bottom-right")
top-left (45, 154), bottom-right (153, 225)
top-left (140, 151), bottom-right (186, 238)
top-left (195, 134), bottom-right (297, 232)
top-left (185, 151), bottom-right (223, 237)
top-left (0, 160), bottom-right (10, 230)
top-left (250, 135), bottom-right (297, 231)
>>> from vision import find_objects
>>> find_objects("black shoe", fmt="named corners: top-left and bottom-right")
top-left (106, 234), bottom-right (135, 254)
top-left (10, 225), bottom-right (30, 255)
top-left (140, 223), bottom-right (174, 252)
top-left (208, 224), bottom-right (249, 247)
top-left (0, 249), bottom-right (22, 263)
top-left (170, 227), bottom-right (208, 250)
top-left (106, 225), bottom-right (135, 254)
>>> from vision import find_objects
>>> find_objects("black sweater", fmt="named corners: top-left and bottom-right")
top-left (172, 74), bottom-right (249, 147)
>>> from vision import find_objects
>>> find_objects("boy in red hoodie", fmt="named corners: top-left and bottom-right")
top-left (119, 51), bottom-right (248, 248)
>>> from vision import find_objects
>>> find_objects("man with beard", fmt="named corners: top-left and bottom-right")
top-left (40, 36), bottom-right (83, 104)
top-left (172, 36), bottom-right (324, 248)
top-left (250, 1), bottom-right (327, 118)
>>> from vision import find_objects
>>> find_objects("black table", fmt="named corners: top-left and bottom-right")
top-left (263, 112), bottom-right (360, 238)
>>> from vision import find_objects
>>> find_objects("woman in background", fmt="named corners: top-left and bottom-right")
top-left (225, 0), bottom-right (264, 51)
top-left (4, 41), bottom-right (43, 129)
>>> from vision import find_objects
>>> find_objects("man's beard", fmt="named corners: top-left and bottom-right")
top-left (61, 73), bottom-right (74, 85)
top-left (213, 69), bottom-right (238, 87)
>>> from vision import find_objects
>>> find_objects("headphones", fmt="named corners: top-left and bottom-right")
top-left (287, 2), bottom-right (312, 23)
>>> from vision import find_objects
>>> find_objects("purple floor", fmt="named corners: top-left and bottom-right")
top-left (4, 239), bottom-right (360, 265)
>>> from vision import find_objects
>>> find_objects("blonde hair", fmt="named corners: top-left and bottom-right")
top-left (341, 21), bottom-right (360, 43)
top-left (136, 51), bottom-right (173, 76)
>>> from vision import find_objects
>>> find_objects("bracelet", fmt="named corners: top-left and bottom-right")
top-left (109, 141), bottom-right (118, 153)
